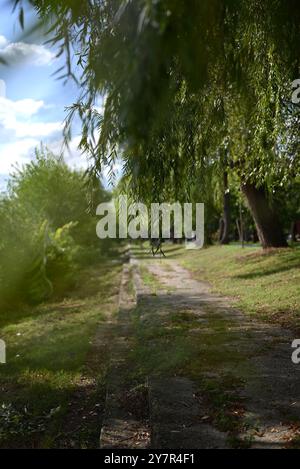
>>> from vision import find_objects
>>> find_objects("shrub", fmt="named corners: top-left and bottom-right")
top-left (0, 146), bottom-right (111, 310)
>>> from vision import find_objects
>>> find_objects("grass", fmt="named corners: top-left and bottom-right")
top-left (139, 264), bottom-right (163, 294)
top-left (139, 265), bottom-right (160, 288)
top-left (2, 240), bottom-right (298, 448)
top-left (0, 251), bottom-right (123, 448)
top-left (159, 243), bottom-right (300, 329)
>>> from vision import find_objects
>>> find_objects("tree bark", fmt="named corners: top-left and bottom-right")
top-left (219, 171), bottom-right (230, 244)
top-left (241, 182), bottom-right (287, 249)
top-left (291, 221), bottom-right (297, 242)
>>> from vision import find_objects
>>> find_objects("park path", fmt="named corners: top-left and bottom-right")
top-left (100, 247), bottom-right (300, 449)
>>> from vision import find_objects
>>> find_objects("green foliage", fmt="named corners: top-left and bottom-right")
top-left (10, 1), bottom-right (300, 243)
top-left (46, 222), bottom-right (79, 295)
top-left (0, 147), bottom-right (109, 311)
top-left (8, 146), bottom-right (108, 244)
top-left (16, 0), bottom-right (300, 189)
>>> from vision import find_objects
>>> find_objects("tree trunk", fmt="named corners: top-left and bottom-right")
top-left (241, 182), bottom-right (287, 249)
top-left (219, 171), bottom-right (230, 244)
top-left (291, 221), bottom-right (297, 243)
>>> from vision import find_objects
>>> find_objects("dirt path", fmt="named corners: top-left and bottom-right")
top-left (101, 248), bottom-right (300, 449)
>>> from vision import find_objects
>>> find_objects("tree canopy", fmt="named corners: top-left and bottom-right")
top-left (10, 0), bottom-right (300, 247)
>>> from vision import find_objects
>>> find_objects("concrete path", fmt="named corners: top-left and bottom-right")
top-left (100, 263), bottom-right (150, 449)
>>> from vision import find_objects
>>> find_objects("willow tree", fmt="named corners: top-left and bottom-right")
top-left (12, 0), bottom-right (300, 247)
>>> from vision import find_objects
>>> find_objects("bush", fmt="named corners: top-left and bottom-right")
top-left (0, 146), bottom-right (111, 310)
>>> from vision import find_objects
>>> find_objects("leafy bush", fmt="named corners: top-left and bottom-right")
top-left (46, 222), bottom-right (79, 295)
top-left (0, 147), bottom-right (110, 310)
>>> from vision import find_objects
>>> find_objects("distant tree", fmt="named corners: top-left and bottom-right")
top-left (9, 145), bottom-right (109, 246)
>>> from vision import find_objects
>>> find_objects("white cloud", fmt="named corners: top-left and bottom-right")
top-left (15, 121), bottom-right (62, 138)
top-left (0, 133), bottom-right (122, 188)
top-left (48, 135), bottom-right (88, 169)
top-left (0, 96), bottom-right (44, 123)
top-left (11, 98), bottom-right (44, 116)
top-left (0, 79), bottom-right (63, 174)
top-left (0, 36), bottom-right (54, 66)
top-left (0, 138), bottom-right (39, 173)
top-left (0, 35), bottom-right (7, 48)
top-left (0, 79), bottom-right (6, 98)
top-left (0, 135), bottom-right (87, 175)
top-left (0, 95), bottom-right (62, 138)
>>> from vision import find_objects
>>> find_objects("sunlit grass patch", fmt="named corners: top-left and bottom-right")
top-left (0, 255), bottom-right (122, 448)
top-left (173, 244), bottom-right (300, 328)
top-left (139, 264), bottom-right (162, 294)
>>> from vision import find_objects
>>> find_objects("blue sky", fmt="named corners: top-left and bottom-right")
top-left (0, 0), bottom-right (118, 191)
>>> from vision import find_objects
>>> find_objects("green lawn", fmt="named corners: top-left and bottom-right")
top-left (162, 243), bottom-right (300, 329)
top-left (0, 253), bottom-right (122, 448)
